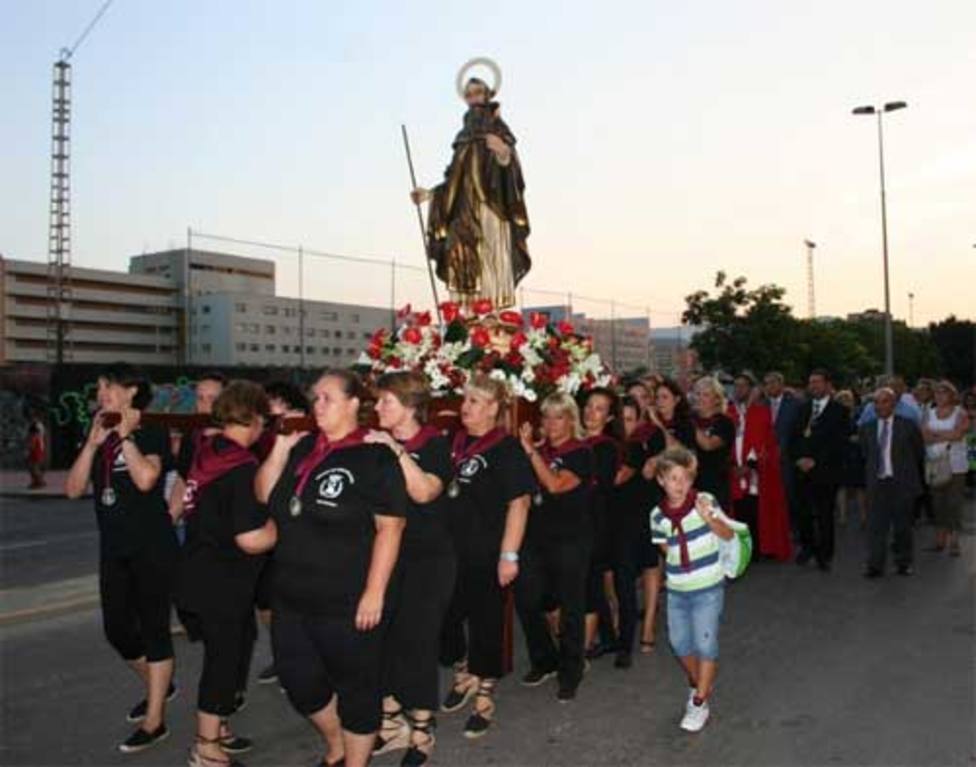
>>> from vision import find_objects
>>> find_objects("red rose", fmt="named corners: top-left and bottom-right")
top-left (511, 331), bottom-right (528, 350)
top-left (440, 301), bottom-right (461, 324)
top-left (415, 310), bottom-right (432, 327)
top-left (504, 350), bottom-right (524, 368)
top-left (547, 335), bottom-right (560, 350)
top-left (402, 327), bottom-right (423, 345)
top-left (530, 311), bottom-right (548, 329)
top-left (499, 310), bottom-right (524, 327)
top-left (470, 327), bottom-right (491, 348)
top-left (388, 356), bottom-right (403, 369)
top-left (557, 320), bottom-right (575, 336)
top-left (367, 343), bottom-right (383, 360)
top-left (472, 298), bottom-right (494, 316)
top-left (396, 304), bottom-right (412, 320)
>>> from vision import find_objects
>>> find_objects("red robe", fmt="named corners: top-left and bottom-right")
top-left (727, 402), bottom-right (792, 561)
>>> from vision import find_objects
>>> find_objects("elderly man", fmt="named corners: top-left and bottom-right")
top-left (858, 375), bottom-right (922, 427)
top-left (859, 387), bottom-right (925, 577)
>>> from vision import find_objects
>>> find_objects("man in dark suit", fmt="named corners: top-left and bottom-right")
top-left (790, 369), bottom-right (847, 571)
top-left (763, 371), bottom-right (803, 537)
top-left (859, 387), bottom-right (925, 577)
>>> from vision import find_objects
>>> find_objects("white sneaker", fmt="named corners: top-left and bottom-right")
top-left (680, 698), bottom-right (710, 732)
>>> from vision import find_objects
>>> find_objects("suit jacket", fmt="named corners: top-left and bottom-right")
top-left (767, 393), bottom-right (802, 451)
top-left (790, 398), bottom-right (847, 486)
top-left (858, 415), bottom-right (924, 498)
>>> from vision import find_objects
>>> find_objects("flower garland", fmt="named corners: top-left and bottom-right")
top-left (355, 300), bottom-right (615, 401)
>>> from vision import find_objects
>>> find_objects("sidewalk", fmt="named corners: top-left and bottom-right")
top-left (0, 469), bottom-right (78, 499)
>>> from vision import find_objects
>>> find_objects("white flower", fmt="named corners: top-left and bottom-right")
top-left (356, 352), bottom-right (373, 366)
top-left (489, 369), bottom-right (508, 382)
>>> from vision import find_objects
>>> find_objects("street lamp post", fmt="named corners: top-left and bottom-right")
top-left (907, 291), bottom-right (915, 328)
top-left (852, 100), bottom-right (906, 376)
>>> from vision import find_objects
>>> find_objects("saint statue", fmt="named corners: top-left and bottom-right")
top-left (411, 59), bottom-right (531, 311)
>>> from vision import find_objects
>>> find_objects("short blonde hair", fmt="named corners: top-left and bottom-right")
top-left (540, 392), bottom-right (584, 439)
top-left (655, 445), bottom-right (698, 479)
top-left (934, 379), bottom-right (959, 403)
top-left (834, 389), bottom-right (855, 409)
top-left (694, 376), bottom-right (728, 413)
top-left (465, 372), bottom-right (510, 421)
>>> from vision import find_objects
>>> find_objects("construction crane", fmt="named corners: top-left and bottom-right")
top-left (46, 0), bottom-right (115, 365)
top-left (803, 239), bottom-right (816, 319)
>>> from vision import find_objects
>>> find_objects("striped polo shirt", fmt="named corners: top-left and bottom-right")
top-left (650, 492), bottom-right (725, 594)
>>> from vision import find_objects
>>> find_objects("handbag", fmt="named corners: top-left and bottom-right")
top-left (925, 444), bottom-right (953, 489)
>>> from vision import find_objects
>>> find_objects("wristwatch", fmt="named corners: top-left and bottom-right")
top-left (499, 551), bottom-right (520, 563)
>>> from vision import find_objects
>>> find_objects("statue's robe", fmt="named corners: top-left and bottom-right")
top-left (426, 103), bottom-right (531, 310)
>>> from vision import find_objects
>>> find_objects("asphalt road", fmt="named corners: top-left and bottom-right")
top-left (0, 496), bottom-right (99, 590)
top-left (0, 498), bottom-right (974, 766)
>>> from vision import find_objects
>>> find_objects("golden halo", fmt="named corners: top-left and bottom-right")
top-left (455, 57), bottom-right (502, 100)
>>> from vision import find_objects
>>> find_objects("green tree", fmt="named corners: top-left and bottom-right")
top-left (928, 316), bottom-right (975, 386)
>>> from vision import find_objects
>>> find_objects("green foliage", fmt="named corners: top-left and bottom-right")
top-left (928, 316), bottom-right (975, 386)
top-left (684, 272), bottom-right (948, 386)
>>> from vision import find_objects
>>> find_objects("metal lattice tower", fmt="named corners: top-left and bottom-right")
top-left (47, 55), bottom-right (73, 364)
top-left (803, 239), bottom-right (816, 319)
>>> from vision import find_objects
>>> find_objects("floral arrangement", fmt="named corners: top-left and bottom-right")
top-left (356, 300), bottom-right (615, 401)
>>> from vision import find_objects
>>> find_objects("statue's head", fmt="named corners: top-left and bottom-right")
top-left (463, 77), bottom-right (493, 107)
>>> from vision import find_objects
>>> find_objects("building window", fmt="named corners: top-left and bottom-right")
top-left (265, 325), bottom-right (276, 335)
top-left (350, 313), bottom-right (360, 323)
top-left (334, 330), bottom-right (342, 339)
top-left (249, 343), bottom-right (259, 352)
top-left (333, 347), bottom-right (342, 355)
top-left (235, 303), bottom-right (247, 313)
top-left (265, 344), bottom-right (275, 352)
top-left (200, 324), bottom-right (210, 333)
top-left (263, 306), bottom-right (278, 316)
top-left (235, 342), bottom-right (246, 351)
top-left (347, 348), bottom-right (356, 356)
top-left (282, 326), bottom-right (292, 336)
top-left (306, 328), bottom-right (315, 338)
top-left (306, 346), bottom-right (314, 354)
top-left (201, 343), bottom-right (212, 353)
top-left (321, 329), bottom-right (331, 338)
top-left (201, 305), bottom-right (211, 314)
top-left (322, 348), bottom-right (330, 355)
top-left (321, 311), bottom-right (338, 321)
top-left (362, 332), bottom-right (372, 340)
top-left (284, 308), bottom-right (296, 318)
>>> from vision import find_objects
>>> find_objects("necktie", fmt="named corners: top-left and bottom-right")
top-left (772, 398), bottom-right (781, 423)
top-left (813, 400), bottom-right (822, 418)
top-left (878, 419), bottom-right (891, 478)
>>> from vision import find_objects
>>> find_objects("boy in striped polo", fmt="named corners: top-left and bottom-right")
top-left (650, 447), bottom-right (733, 732)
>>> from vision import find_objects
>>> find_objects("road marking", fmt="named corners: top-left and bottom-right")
top-left (0, 531), bottom-right (99, 552)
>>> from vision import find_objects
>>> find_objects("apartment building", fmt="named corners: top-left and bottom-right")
top-left (0, 257), bottom-right (181, 365)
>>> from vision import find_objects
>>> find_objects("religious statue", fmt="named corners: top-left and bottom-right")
top-left (410, 58), bottom-right (531, 311)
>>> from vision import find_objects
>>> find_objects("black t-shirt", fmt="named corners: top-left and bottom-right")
top-left (90, 424), bottom-right (175, 557)
top-left (177, 440), bottom-right (268, 616)
top-left (529, 443), bottom-right (594, 545)
top-left (400, 434), bottom-right (455, 558)
top-left (693, 414), bottom-right (735, 508)
top-left (446, 434), bottom-right (535, 565)
top-left (270, 437), bottom-right (408, 617)
top-left (614, 430), bottom-right (657, 531)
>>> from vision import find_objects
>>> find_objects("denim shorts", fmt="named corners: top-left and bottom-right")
top-left (667, 585), bottom-right (724, 660)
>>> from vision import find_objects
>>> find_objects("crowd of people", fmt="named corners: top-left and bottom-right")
top-left (62, 362), bottom-right (974, 767)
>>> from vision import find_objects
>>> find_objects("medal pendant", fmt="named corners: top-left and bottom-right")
top-left (289, 495), bottom-right (303, 517)
top-left (101, 487), bottom-right (117, 507)
top-left (533, 491), bottom-right (544, 507)
top-left (447, 480), bottom-right (461, 499)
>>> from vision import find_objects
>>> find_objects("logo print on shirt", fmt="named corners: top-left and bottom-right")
top-left (112, 450), bottom-right (128, 473)
top-left (315, 468), bottom-right (355, 507)
top-left (459, 455), bottom-right (487, 482)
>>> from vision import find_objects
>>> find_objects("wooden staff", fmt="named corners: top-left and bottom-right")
top-left (401, 124), bottom-right (443, 327)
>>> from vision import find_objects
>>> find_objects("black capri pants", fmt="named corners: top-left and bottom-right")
top-left (99, 548), bottom-right (175, 663)
top-left (179, 608), bottom-right (257, 717)
top-left (439, 560), bottom-right (509, 680)
top-left (272, 604), bottom-right (384, 735)
top-left (515, 539), bottom-right (589, 687)
top-left (383, 550), bottom-right (456, 711)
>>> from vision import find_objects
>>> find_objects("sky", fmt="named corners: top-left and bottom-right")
top-left (2, 0), bottom-right (974, 326)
